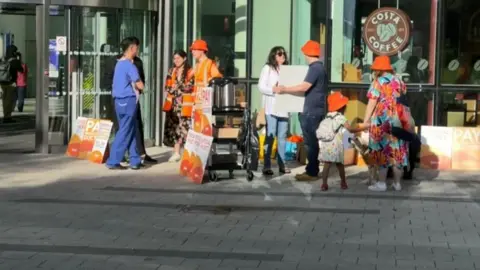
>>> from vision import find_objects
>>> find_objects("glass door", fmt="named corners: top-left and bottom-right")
top-left (69, 7), bottom-right (120, 124)
top-left (119, 10), bottom-right (156, 143)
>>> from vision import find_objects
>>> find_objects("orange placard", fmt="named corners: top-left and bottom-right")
top-left (66, 117), bottom-right (113, 164)
top-left (179, 130), bottom-right (213, 184)
top-left (451, 128), bottom-right (480, 170)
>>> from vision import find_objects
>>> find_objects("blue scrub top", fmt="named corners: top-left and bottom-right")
top-left (112, 59), bottom-right (140, 98)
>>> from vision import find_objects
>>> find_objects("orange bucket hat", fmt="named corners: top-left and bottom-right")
top-left (328, 92), bottom-right (349, 112)
top-left (301, 40), bottom-right (321, 57)
top-left (190, 39), bottom-right (208, 51)
top-left (371, 55), bottom-right (393, 71)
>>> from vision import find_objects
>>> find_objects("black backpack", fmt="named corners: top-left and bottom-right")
top-left (0, 58), bottom-right (13, 84)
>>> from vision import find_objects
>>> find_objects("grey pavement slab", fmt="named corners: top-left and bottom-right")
top-left (0, 148), bottom-right (480, 269)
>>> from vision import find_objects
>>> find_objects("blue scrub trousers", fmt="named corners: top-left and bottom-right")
top-left (106, 96), bottom-right (141, 167)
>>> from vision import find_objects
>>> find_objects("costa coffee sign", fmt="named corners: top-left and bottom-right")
top-left (363, 7), bottom-right (411, 56)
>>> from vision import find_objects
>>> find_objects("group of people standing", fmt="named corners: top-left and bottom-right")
top-left (0, 45), bottom-right (28, 123)
top-left (106, 36), bottom-right (416, 193)
top-left (259, 40), bottom-right (416, 192)
top-left (106, 37), bottom-right (220, 169)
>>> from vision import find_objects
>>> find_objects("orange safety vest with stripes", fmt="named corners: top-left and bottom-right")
top-left (163, 67), bottom-right (195, 117)
top-left (192, 58), bottom-right (222, 106)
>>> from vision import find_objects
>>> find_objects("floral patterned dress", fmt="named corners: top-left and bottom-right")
top-left (367, 73), bottom-right (408, 169)
top-left (318, 112), bottom-right (348, 164)
top-left (164, 67), bottom-right (195, 146)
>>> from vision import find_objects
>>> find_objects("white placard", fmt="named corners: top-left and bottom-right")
top-left (56, 36), bottom-right (67, 52)
top-left (274, 65), bottom-right (309, 113)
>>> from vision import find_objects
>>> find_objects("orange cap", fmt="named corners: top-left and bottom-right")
top-left (301, 40), bottom-right (321, 57)
top-left (371, 55), bottom-right (393, 71)
top-left (328, 92), bottom-right (349, 112)
top-left (190, 39), bottom-right (208, 51)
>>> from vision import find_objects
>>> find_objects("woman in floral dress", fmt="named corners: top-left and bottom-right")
top-left (363, 56), bottom-right (409, 192)
top-left (164, 50), bottom-right (195, 162)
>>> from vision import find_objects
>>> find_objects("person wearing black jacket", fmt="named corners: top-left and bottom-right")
top-left (102, 38), bottom-right (157, 164)
top-left (1, 45), bottom-right (23, 123)
top-left (131, 36), bottom-right (157, 163)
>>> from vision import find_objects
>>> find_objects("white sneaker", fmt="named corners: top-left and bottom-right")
top-left (168, 153), bottom-right (181, 163)
top-left (392, 182), bottom-right (402, 191)
top-left (368, 182), bottom-right (387, 192)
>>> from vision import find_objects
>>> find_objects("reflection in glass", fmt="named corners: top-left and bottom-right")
top-left (441, 1), bottom-right (480, 85)
top-left (330, 0), bottom-right (436, 84)
top-left (193, 0), bottom-right (248, 77)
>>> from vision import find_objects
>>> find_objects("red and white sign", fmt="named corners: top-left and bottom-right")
top-left (363, 7), bottom-right (410, 56)
top-left (56, 36), bottom-right (67, 52)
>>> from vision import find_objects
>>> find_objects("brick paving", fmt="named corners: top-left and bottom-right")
top-left (1, 148), bottom-right (480, 269)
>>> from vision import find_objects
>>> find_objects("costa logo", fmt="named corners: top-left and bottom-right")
top-left (363, 7), bottom-right (411, 56)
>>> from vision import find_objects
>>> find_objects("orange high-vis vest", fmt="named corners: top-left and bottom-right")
top-left (193, 58), bottom-right (222, 109)
top-left (163, 67), bottom-right (195, 117)
top-left (194, 58), bottom-right (222, 91)
top-left (162, 75), bottom-right (174, 112)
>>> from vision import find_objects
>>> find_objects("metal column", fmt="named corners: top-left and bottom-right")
top-left (155, 0), bottom-right (166, 146)
top-left (35, 0), bottom-right (50, 154)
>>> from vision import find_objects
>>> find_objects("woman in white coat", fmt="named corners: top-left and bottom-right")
top-left (258, 46), bottom-right (290, 175)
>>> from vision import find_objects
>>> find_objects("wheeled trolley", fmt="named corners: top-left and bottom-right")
top-left (206, 107), bottom-right (257, 182)
top-left (205, 77), bottom-right (258, 182)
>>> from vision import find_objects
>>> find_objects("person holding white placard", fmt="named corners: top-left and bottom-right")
top-left (274, 40), bottom-right (327, 182)
top-left (258, 46), bottom-right (291, 175)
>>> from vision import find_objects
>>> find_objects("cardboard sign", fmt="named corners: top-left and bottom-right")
top-left (180, 130), bottom-right (214, 184)
top-left (451, 128), bottom-right (480, 170)
top-left (66, 117), bottom-right (113, 164)
top-left (420, 126), bottom-right (452, 170)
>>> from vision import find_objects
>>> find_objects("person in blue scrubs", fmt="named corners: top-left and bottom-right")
top-left (106, 37), bottom-right (145, 170)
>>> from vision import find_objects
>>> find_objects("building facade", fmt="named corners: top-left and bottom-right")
top-left (2, 0), bottom-right (479, 153)
top-left (0, 0), bottom-right (158, 153)
top-left (167, 0), bottom-right (480, 136)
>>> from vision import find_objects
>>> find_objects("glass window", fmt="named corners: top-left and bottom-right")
top-left (292, 0), bottom-right (327, 65)
top-left (172, 0), bottom-right (188, 51)
top-left (193, 0), bottom-right (248, 78)
top-left (439, 92), bottom-right (480, 127)
top-left (441, 1), bottom-right (480, 85)
top-left (330, 0), bottom-right (437, 84)
top-left (252, 0), bottom-right (291, 77)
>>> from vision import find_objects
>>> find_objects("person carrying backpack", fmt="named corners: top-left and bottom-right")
top-left (0, 45), bottom-right (23, 123)
top-left (317, 92), bottom-right (368, 191)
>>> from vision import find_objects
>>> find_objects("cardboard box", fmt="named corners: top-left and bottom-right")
top-left (344, 148), bottom-right (357, 166)
top-left (215, 128), bottom-right (240, 139)
top-left (296, 142), bottom-right (307, 165)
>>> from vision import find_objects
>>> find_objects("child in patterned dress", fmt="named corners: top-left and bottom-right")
top-left (317, 92), bottom-right (369, 191)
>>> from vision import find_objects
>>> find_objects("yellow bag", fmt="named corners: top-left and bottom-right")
top-left (259, 135), bottom-right (277, 160)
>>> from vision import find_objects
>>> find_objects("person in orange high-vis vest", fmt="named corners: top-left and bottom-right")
top-left (163, 50), bottom-right (195, 162)
top-left (189, 39), bottom-right (222, 103)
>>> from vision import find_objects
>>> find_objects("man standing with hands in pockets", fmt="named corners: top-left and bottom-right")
top-left (106, 37), bottom-right (144, 170)
top-left (273, 40), bottom-right (327, 181)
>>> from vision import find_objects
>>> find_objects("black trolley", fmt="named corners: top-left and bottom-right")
top-left (205, 78), bottom-right (258, 182)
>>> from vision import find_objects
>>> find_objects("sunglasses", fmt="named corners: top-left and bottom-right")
top-left (277, 51), bottom-right (286, 57)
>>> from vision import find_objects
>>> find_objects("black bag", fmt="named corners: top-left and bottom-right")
top-left (0, 58), bottom-right (13, 84)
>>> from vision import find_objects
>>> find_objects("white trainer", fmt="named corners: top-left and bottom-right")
top-left (368, 182), bottom-right (387, 192)
top-left (168, 153), bottom-right (181, 162)
top-left (392, 182), bottom-right (402, 191)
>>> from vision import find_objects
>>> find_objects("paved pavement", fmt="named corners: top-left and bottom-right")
top-left (1, 147), bottom-right (480, 269)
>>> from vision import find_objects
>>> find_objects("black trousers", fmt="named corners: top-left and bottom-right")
top-left (135, 104), bottom-right (147, 155)
top-left (388, 127), bottom-right (421, 177)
